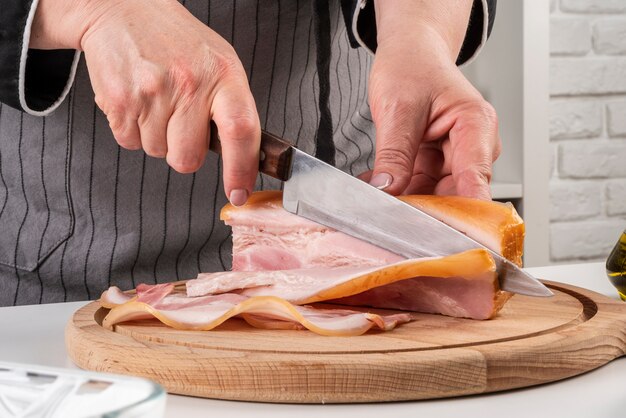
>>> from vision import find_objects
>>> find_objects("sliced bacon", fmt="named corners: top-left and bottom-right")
top-left (187, 249), bottom-right (506, 320)
top-left (100, 283), bottom-right (176, 308)
top-left (100, 285), bottom-right (413, 336)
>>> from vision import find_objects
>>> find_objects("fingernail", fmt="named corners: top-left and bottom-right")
top-left (369, 173), bottom-right (393, 190)
top-left (229, 189), bottom-right (249, 207)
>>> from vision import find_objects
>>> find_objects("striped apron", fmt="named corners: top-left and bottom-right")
top-left (0, 1), bottom-right (375, 305)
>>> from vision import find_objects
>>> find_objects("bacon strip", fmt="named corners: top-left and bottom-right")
top-left (100, 284), bottom-right (414, 337)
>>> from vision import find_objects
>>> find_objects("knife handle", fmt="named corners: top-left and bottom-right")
top-left (209, 121), bottom-right (293, 181)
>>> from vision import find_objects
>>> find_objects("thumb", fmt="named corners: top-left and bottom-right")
top-left (369, 96), bottom-right (429, 195)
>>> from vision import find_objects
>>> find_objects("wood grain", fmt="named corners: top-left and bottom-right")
top-left (65, 281), bottom-right (626, 403)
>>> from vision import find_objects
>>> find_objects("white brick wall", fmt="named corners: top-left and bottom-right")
top-left (551, 18), bottom-right (591, 55)
top-left (593, 18), bottom-right (626, 54)
top-left (550, 220), bottom-right (625, 260)
top-left (550, 1), bottom-right (626, 262)
top-left (550, 100), bottom-right (602, 139)
top-left (550, 181), bottom-right (602, 221)
top-left (550, 57), bottom-right (626, 95)
top-left (561, 0), bottom-right (626, 14)
top-left (607, 101), bottom-right (626, 136)
top-left (559, 140), bottom-right (626, 178)
top-left (607, 180), bottom-right (626, 215)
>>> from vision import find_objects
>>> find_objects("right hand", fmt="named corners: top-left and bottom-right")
top-left (31, 0), bottom-right (260, 206)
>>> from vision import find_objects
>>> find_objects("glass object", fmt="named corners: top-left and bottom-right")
top-left (0, 362), bottom-right (165, 418)
top-left (606, 229), bottom-right (626, 301)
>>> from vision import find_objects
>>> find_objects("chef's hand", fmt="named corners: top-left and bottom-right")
top-left (31, 0), bottom-right (259, 206)
top-left (363, 0), bottom-right (501, 201)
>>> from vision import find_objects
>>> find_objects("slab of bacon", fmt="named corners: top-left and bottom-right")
top-left (221, 191), bottom-right (524, 271)
top-left (218, 191), bottom-right (521, 319)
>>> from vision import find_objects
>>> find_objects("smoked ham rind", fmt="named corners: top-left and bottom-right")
top-left (221, 191), bottom-right (524, 271)
top-left (400, 195), bottom-right (524, 267)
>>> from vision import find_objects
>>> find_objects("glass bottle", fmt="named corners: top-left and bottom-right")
top-left (606, 229), bottom-right (626, 301)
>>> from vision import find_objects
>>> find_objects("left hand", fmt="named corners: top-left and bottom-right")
top-left (361, 1), bottom-right (501, 201)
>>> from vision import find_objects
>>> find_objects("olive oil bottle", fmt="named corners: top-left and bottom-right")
top-left (606, 229), bottom-right (626, 301)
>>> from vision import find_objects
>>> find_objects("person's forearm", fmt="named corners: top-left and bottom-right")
top-left (374, 0), bottom-right (473, 61)
top-left (30, 0), bottom-right (120, 50)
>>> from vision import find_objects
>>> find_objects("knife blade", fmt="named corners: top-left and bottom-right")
top-left (209, 123), bottom-right (553, 297)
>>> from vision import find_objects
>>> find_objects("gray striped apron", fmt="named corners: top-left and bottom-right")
top-left (0, 1), bottom-right (375, 305)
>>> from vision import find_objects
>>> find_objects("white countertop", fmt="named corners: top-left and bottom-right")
top-left (1, 262), bottom-right (624, 418)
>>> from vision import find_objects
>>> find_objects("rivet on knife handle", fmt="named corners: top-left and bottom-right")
top-left (209, 121), bottom-right (294, 181)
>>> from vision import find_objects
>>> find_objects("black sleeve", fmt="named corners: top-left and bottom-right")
top-left (340, 0), bottom-right (497, 65)
top-left (0, 0), bottom-right (79, 115)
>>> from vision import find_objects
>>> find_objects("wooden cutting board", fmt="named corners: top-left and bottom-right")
top-left (65, 281), bottom-right (626, 403)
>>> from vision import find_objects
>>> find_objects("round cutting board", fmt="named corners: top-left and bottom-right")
top-left (65, 281), bottom-right (626, 403)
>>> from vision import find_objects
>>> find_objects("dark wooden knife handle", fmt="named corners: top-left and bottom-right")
top-left (209, 121), bottom-right (293, 181)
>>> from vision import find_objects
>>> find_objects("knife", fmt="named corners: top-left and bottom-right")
top-left (209, 123), bottom-right (553, 297)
